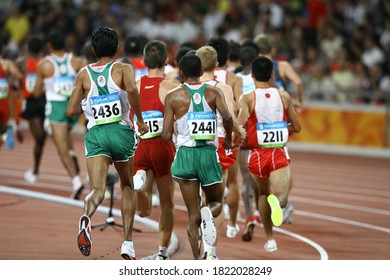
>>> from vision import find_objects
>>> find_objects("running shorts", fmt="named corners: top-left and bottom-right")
top-left (46, 100), bottom-right (79, 126)
top-left (248, 147), bottom-right (290, 178)
top-left (217, 137), bottom-right (238, 171)
top-left (21, 95), bottom-right (46, 119)
top-left (171, 145), bottom-right (222, 186)
top-left (134, 136), bottom-right (176, 178)
top-left (85, 122), bottom-right (137, 162)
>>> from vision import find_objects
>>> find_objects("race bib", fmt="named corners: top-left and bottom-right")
top-left (53, 76), bottom-right (75, 97)
top-left (134, 110), bottom-right (163, 139)
top-left (0, 78), bottom-right (8, 99)
top-left (188, 111), bottom-right (216, 140)
top-left (26, 73), bottom-right (37, 94)
top-left (90, 93), bottom-right (122, 125)
top-left (257, 121), bottom-right (288, 148)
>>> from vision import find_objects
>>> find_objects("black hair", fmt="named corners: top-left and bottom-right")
top-left (228, 40), bottom-right (240, 62)
top-left (179, 54), bottom-right (202, 78)
top-left (124, 35), bottom-right (143, 55)
top-left (207, 36), bottom-right (229, 67)
top-left (28, 36), bottom-right (45, 54)
top-left (47, 31), bottom-right (65, 50)
top-left (239, 46), bottom-right (258, 68)
top-left (143, 40), bottom-right (167, 69)
top-left (251, 56), bottom-right (273, 82)
top-left (175, 47), bottom-right (192, 65)
top-left (241, 38), bottom-right (259, 55)
top-left (91, 27), bottom-right (118, 58)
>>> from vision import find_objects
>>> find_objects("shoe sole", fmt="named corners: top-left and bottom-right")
top-left (121, 253), bottom-right (136, 260)
top-left (241, 222), bottom-right (255, 242)
top-left (200, 207), bottom-right (216, 246)
top-left (77, 216), bottom-right (91, 256)
top-left (267, 194), bottom-right (283, 227)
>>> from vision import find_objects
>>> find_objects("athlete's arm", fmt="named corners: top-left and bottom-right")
top-left (214, 87), bottom-right (233, 149)
top-left (281, 90), bottom-right (301, 134)
top-left (281, 61), bottom-right (304, 106)
top-left (161, 91), bottom-right (175, 141)
top-left (33, 59), bottom-right (50, 98)
top-left (67, 69), bottom-right (87, 116)
top-left (123, 63), bottom-right (148, 135)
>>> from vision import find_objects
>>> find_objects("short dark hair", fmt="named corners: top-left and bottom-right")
top-left (124, 35), bottom-right (143, 55)
top-left (207, 36), bottom-right (229, 67)
top-left (28, 36), bottom-right (45, 54)
top-left (91, 27), bottom-right (118, 58)
top-left (179, 54), bottom-right (202, 79)
top-left (252, 56), bottom-right (273, 82)
top-left (239, 46), bottom-right (258, 68)
top-left (228, 40), bottom-right (240, 62)
top-left (143, 40), bottom-right (167, 69)
top-left (175, 47), bottom-right (192, 65)
top-left (47, 31), bottom-right (65, 51)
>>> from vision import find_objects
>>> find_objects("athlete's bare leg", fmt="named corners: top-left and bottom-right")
top-left (115, 157), bottom-right (136, 241)
top-left (27, 116), bottom-right (46, 175)
top-left (51, 124), bottom-right (78, 178)
top-left (226, 160), bottom-right (239, 227)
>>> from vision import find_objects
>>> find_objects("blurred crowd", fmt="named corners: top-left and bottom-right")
top-left (1, 0), bottom-right (389, 105)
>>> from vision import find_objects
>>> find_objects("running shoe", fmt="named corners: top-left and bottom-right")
top-left (226, 224), bottom-right (240, 238)
top-left (24, 170), bottom-right (38, 184)
top-left (200, 206), bottom-right (216, 246)
top-left (264, 239), bottom-right (278, 252)
top-left (71, 185), bottom-right (84, 200)
top-left (203, 252), bottom-right (218, 260)
top-left (241, 218), bottom-right (255, 242)
top-left (121, 241), bottom-right (136, 260)
top-left (133, 170), bottom-right (146, 192)
top-left (155, 253), bottom-right (169, 260)
top-left (267, 194), bottom-right (283, 227)
top-left (282, 201), bottom-right (294, 224)
top-left (5, 126), bottom-right (15, 150)
top-left (253, 210), bottom-right (261, 224)
top-left (77, 215), bottom-right (92, 256)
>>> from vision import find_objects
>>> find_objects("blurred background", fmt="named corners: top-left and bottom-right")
top-left (1, 0), bottom-right (389, 152)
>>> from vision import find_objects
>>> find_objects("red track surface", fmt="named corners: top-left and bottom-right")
top-left (1, 129), bottom-right (389, 260)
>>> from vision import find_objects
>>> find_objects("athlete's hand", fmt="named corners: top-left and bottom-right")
top-left (222, 135), bottom-right (233, 150)
top-left (136, 121), bottom-right (149, 136)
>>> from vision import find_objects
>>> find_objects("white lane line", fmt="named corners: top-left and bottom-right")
top-left (174, 203), bottom-right (329, 260)
top-left (295, 210), bottom-right (390, 233)
top-left (0, 185), bottom-right (179, 257)
top-left (290, 196), bottom-right (390, 216)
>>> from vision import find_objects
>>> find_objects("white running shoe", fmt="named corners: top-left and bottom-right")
top-left (203, 252), bottom-right (219, 260)
top-left (282, 202), bottom-right (294, 224)
top-left (121, 241), bottom-right (136, 260)
top-left (133, 170), bottom-right (146, 192)
top-left (264, 239), bottom-right (278, 252)
top-left (200, 206), bottom-right (216, 246)
top-left (155, 253), bottom-right (169, 260)
top-left (24, 170), bottom-right (38, 184)
top-left (226, 224), bottom-right (240, 238)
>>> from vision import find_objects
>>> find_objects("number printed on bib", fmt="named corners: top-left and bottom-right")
top-left (0, 78), bottom-right (8, 99)
top-left (134, 110), bottom-right (163, 139)
top-left (188, 111), bottom-right (216, 140)
top-left (53, 76), bottom-right (75, 97)
top-left (26, 73), bottom-right (37, 94)
top-left (90, 93), bottom-right (122, 125)
top-left (257, 121), bottom-right (288, 148)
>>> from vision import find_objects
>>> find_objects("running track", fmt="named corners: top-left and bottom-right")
top-left (0, 127), bottom-right (389, 260)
